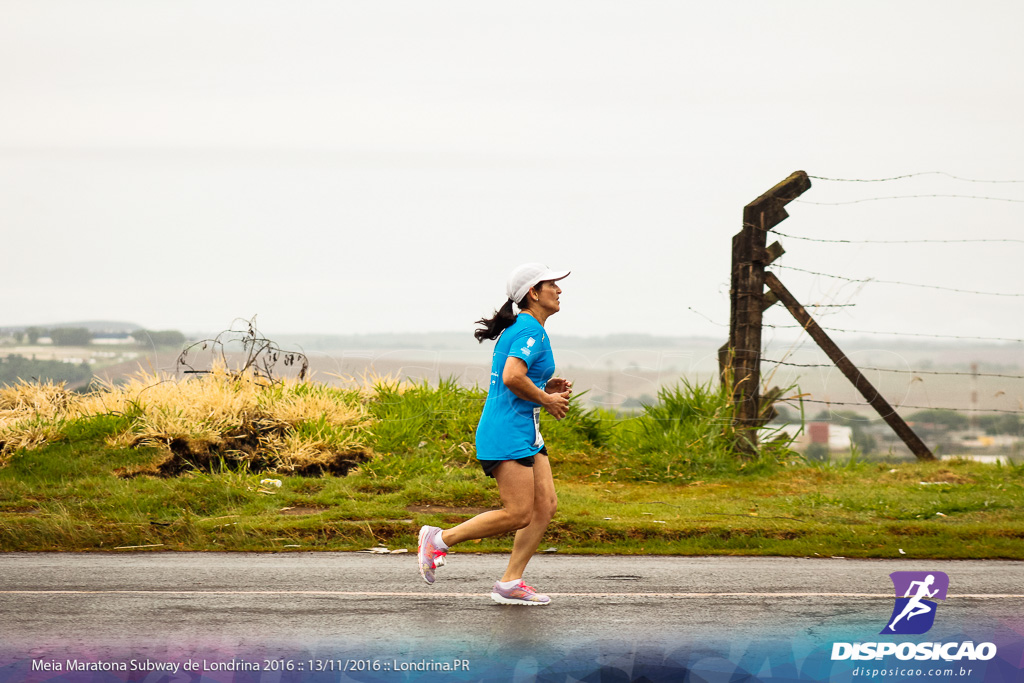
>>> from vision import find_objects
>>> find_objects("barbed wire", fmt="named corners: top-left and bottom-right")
top-left (796, 303), bottom-right (857, 308)
top-left (808, 172), bottom-right (1024, 184)
top-left (770, 230), bottom-right (1024, 246)
top-left (795, 194), bottom-right (1024, 206)
top-left (770, 264), bottom-right (1024, 297)
top-left (747, 173), bottom-right (1024, 420)
top-left (762, 321), bottom-right (1024, 344)
top-left (785, 397), bottom-right (1024, 415)
top-left (686, 307), bottom-right (728, 327)
top-left (762, 358), bottom-right (1024, 380)
top-left (689, 307), bottom-right (1024, 344)
top-left (687, 302), bottom-right (852, 330)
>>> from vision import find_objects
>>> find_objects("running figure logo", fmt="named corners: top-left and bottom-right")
top-left (881, 571), bottom-right (949, 635)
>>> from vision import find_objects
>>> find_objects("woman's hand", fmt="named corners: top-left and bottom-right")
top-left (544, 378), bottom-right (573, 419)
top-left (540, 390), bottom-right (571, 420)
top-left (503, 359), bottom-right (572, 420)
top-left (545, 377), bottom-right (573, 396)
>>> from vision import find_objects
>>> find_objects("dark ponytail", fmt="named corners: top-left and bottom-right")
top-left (474, 298), bottom-right (519, 343)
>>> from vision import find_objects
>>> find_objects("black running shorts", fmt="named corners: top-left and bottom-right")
top-left (478, 446), bottom-right (548, 478)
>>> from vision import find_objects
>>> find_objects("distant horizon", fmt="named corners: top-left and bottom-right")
top-left (3, 318), bottom-right (1022, 358)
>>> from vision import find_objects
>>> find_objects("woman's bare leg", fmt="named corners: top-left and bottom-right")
top-left (440, 461), bottom-right (535, 546)
top-left (501, 454), bottom-right (557, 582)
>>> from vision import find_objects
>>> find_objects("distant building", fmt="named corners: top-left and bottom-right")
top-left (92, 333), bottom-right (135, 345)
top-left (808, 422), bottom-right (853, 451)
top-left (775, 422), bottom-right (854, 453)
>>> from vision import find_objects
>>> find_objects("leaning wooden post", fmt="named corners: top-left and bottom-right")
top-left (763, 271), bottom-right (936, 461)
top-left (729, 171), bottom-right (811, 453)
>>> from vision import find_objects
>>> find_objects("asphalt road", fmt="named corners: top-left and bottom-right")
top-left (1, 552), bottom-right (1021, 681)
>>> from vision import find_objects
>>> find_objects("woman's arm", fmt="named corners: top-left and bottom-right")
top-left (502, 357), bottom-right (570, 420)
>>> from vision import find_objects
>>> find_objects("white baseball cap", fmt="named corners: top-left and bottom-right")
top-left (506, 263), bottom-right (570, 304)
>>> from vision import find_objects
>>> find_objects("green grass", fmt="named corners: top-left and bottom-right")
top-left (1, 379), bottom-right (1022, 557)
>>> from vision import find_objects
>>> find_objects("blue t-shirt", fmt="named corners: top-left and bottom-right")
top-left (475, 314), bottom-right (556, 461)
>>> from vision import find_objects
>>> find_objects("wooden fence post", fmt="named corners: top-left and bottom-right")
top-left (728, 171), bottom-right (811, 453)
top-left (725, 170), bottom-right (935, 461)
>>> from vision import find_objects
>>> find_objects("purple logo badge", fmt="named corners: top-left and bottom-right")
top-left (881, 571), bottom-right (949, 635)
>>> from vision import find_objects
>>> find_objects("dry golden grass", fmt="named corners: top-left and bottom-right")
top-left (0, 379), bottom-right (76, 416)
top-left (327, 369), bottom-right (416, 395)
top-left (271, 430), bottom-right (361, 473)
top-left (258, 386), bottom-right (368, 430)
top-left (0, 419), bottom-right (64, 464)
top-left (1, 367), bottom-right (377, 475)
top-left (0, 381), bottom-right (77, 465)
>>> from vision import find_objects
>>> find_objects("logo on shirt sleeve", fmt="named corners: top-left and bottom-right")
top-left (519, 336), bottom-right (536, 357)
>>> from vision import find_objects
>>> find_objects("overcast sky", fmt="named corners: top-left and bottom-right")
top-left (3, 1), bottom-right (1023, 345)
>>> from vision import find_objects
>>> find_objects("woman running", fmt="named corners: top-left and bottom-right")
top-left (417, 263), bottom-right (572, 605)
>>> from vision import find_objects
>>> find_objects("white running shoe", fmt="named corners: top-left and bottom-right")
top-left (417, 525), bottom-right (447, 585)
top-left (490, 580), bottom-right (551, 606)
